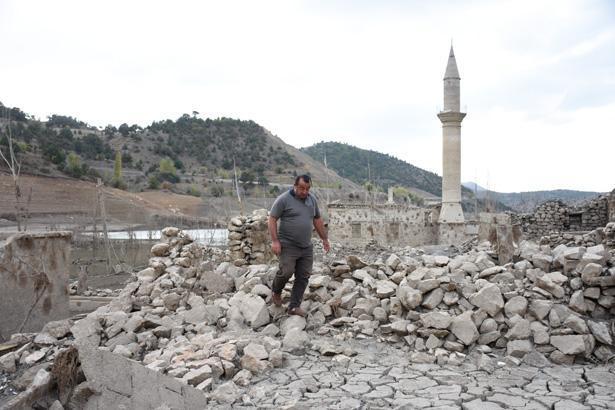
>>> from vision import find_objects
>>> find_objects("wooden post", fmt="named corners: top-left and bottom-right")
top-left (96, 179), bottom-right (111, 270)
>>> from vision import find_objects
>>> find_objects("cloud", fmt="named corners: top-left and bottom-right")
top-left (0, 0), bottom-right (613, 192)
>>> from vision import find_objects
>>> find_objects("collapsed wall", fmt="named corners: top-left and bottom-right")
top-left (0, 231), bottom-right (72, 340)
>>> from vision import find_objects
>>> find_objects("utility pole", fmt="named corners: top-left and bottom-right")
top-left (233, 157), bottom-right (243, 216)
top-left (324, 150), bottom-right (330, 205)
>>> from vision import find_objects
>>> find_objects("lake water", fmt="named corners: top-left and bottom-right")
top-left (101, 229), bottom-right (228, 246)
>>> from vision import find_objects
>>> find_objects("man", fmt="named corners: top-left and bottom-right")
top-left (268, 174), bottom-right (330, 316)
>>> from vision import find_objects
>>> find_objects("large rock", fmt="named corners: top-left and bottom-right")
top-left (532, 253), bottom-right (552, 272)
top-left (420, 312), bottom-right (452, 329)
top-left (505, 317), bottom-right (531, 340)
top-left (240, 355), bottom-right (270, 374)
top-left (211, 381), bottom-right (240, 404)
top-left (282, 328), bottom-right (310, 354)
top-left (346, 255), bottom-right (368, 270)
top-left (375, 280), bottom-right (397, 298)
top-left (280, 316), bottom-right (307, 335)
top-left (421, 288), bottom-right (444, 309)
top-left (469, 284), bottom-right (504, 316)
top-left (42, 319), bottom-right (72, 339)
top-left (587, 321), bottom-right (613, 345)
top-left (568, 290), bottom-right (587, 313)
top-left (182, 365), bottom-right (213, 386)
top-left (151, 243), bottom-right (170, 256)
top-left (507, 340), bottom-right (533, 358)
top-left (581, 263), bottom-right (603, 283)
top-left (535, 274), bottom-right (565, 299)
top-left (550, 335), bottom-right (587, 355)
top-left (386, 254), bottom-right (402, 270)
top-left (529, 299), bottom-right (552, 320)
top-left (450, 311), bottom-right (479, 346)
top-left (563, 315), bottom-right (589, 334)
top-left (504, 296), bottom-right (528, 318)
top-left (233, 293), bottom-right (270, 328)
top-left (397, 285), bottom-right (422, 310)
top-left (200, 271), bottom-right (235, 293)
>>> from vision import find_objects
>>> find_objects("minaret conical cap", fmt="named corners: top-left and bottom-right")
top-left (444, 45), bottom-right (460, 80)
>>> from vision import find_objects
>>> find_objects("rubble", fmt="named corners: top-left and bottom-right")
top-left (1, 221), bottom-right (615, 408)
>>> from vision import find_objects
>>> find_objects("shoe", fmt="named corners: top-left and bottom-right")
top-left (271, 292), bottom-right (282, 307)
top-left (287, 307), bottom-right (306, 317)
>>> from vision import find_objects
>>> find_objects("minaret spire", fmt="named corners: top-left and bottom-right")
top-left (437, 44), bottom-right (466, 228)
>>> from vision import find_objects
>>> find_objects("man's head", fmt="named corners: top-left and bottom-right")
top-left (293, 174), bottom-right (311, 199)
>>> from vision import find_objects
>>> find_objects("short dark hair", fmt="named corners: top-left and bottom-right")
top-left (294, 174), bottom-right (311, 185)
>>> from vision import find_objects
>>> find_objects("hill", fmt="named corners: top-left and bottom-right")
top-left (301, 141), bottom-right (443, 196)
top-left (300, 141), bottom-right (512, 214)
top-left (462, 183), bottom-right (603, 212)
top-left (0, 102), bottom-right (357, 194)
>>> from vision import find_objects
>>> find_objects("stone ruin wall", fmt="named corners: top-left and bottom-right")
top-left (0, 231), bottom-right (72, 339)
top-left (327, 203), bottom-right (438, 247)
top-left (518, 196), bottom-right (610, 238)
top-left (609, 189), bottom-right (615, 222)
top-left (227, 209), bottom-right (274, 266)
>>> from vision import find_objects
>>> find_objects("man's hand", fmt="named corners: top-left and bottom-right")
top-left (271, 239), bottom-right (281, 255)
top-left (323, 238), bottom-right (330, 253)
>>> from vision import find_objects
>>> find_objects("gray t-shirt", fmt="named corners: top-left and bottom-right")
top-left (270, 189), bottom-right (321, 248)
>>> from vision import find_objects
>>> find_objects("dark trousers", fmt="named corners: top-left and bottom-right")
top-left (272, 244), bottom-right (313, 309)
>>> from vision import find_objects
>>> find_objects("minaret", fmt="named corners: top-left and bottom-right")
top-left (437, 46), bottom-right (466, 224)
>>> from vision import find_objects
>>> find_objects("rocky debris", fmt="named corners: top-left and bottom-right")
top-left (2, 222), bottom-right (615, 407)
top-left (68, 282), bottom-right (122, 297)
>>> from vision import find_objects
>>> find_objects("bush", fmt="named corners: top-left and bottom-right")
top-left (111, 178), bottom-right (127, 190)
top-left (148, 174), bottom-right (160, 189)
top-left (186, 186), bottom-right (201, 197)
top-left (209, 185), bottom-right (224, 197)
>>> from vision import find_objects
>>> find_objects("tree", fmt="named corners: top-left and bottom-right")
top-left (114, 151), bottom-right (122, 181)
top-left (209, 185), bottom-right (224, 197)
top-left (118, 123), bottom-right (130, 137)
top-left (159, 157), bottom-right (176, 174)
top-left (103, 125), bottom-right (117, 138)
top-left (240, 170), bottom-right (255, 185)
top-left (111, 151), bottom-right (126, 189)
top-left (0, 110), bottom-right (24, 230)
top-left (148, 174), bottom-right (160, 189)
top-left (66, 152), bottom-right (83, 178)
top-left (158, 157), bottom-right (179, 183)
top-left (257, 175), bottom-right (269, 186)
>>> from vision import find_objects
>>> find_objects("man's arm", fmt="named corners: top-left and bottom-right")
top-left (313, 217), bottom-right (330, 253)
top-left (268, 216), bottom-right (281, 255)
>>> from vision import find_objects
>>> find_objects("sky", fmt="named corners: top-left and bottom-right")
top-left (1, 0), bottom-right (614, 193)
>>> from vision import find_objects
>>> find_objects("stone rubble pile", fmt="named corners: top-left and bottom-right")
top-left (298, 239), bottom-right (615, 367)
top-left (68, 283), bottom-right (122, 297)
top-left (2, 225), bottom-right (615, 408)
top-left (539, 221), bottom-right (615, 248)
top-left (227, 209), bottom-right (273, 266)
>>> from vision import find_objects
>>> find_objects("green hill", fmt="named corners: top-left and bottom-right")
top-left (301, 141), bottom-right (444, 196)
top-left (0, 102), bottom-right (355, 194)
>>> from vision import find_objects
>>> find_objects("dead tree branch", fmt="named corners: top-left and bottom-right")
top-left (0, 109), bottom-right (24, 231)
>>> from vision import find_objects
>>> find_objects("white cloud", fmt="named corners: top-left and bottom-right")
top-left (0, 0), bottom-right (613, 192)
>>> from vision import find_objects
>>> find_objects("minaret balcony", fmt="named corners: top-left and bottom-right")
top-left (437, 111), bottom-right (466, 123)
